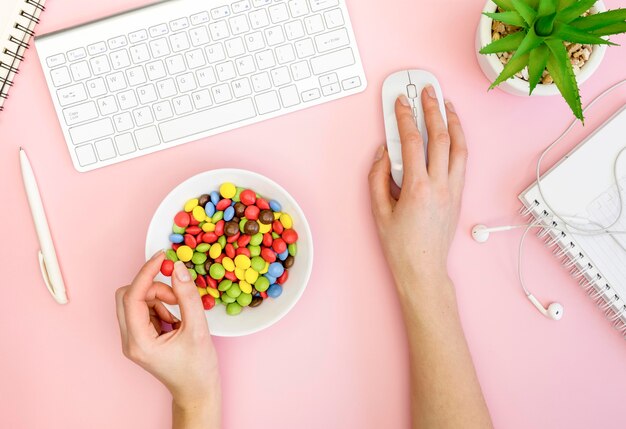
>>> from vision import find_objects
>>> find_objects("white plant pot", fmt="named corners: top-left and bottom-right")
top-left (475, 0), bottom-right (607, 96)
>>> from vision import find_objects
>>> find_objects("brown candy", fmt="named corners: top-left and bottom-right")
top-left (198, 194), bottom-right (210, 208)
top-left (243, 220), bottom-right (259, 235)
top-left (234, 202), bottom-right (246, 218)
top-left (249, 296), bottom-right (263, 307)
top-left (204, 260), bottom-right (212, 272)
top-left (258, 210), bottom-right (274, 225)
top-left (184, 261), bottom-right (194, 269)
top-left (284, 255), bottom-right (295, 269)
top-left (232, 216), bottom-right (240, 224)
top-left (224, 221), bottom-right (240, 237)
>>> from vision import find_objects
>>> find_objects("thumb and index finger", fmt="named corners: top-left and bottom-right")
top-left (171, 261), bottom-right (209, 334)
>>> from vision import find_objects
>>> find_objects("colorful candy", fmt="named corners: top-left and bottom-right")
top-left (160, 182), bottom-right (299, 316)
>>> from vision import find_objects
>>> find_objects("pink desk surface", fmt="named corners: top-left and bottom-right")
top-left (1, 1), bottom-right (625, 428)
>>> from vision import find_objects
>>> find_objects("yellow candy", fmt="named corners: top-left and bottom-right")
top-left (184, 198), bottom-right (199, 212)
top-left (209, 243), bottom-right (222, 259)
top-left (177, 245), bottom-right (193, 262)
top-left (207, 288), bottom-right (220, 299)
top-left (234, 254), bottom-right (251, 270)
top-left (239, 281), bottom-right (252, 294)
top-left (197, 287), bottom-right (208, 297)
top-left (260, 261), bottom-right (269, 274)
top-left (274, 212), bottom-right (281, 220)
top-left (280, 213), bottom-right (293, 229)
top-left (259, 221), bottom-right (271, 234)
top-left (245, 267), bottom-right (259, 284)
top-left (192, 206), bottom-right (207, 222)
top-left (220, 182), bottom-right (236, 199)
top-left (235, 267), bottom-right (246, 281)
top-left (202, 222), bottom-right (216, 232)
top-left (222, 257), bottom-right (235, 272)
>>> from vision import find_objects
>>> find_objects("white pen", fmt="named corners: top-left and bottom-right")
top-left (19, 148), bottom-right (68, 304)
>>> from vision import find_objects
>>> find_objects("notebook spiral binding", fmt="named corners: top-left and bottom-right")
top-left (519, 200), bottom-right (626, 338)
top-left (0, 0), bottom-right (45, 111)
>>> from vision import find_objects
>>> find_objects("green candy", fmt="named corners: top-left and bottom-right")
top-left (237, 293), bottom-right (252, 307)
top-left (209, 263), bottom-right (225, 280)
top-left (172, 224), bottom-right (186, 234)
top-left (215, 297), bottom-right (222, 306)
top-left (239, 219), bottom-right (247, 233)
top-left (233, 187), bottom-right (244, 202)
top-left (195, 264), bottom-right (207, 276)
top-left (226, 302), bottom-right (242, 316)
top-left (218, 279), bottom-right (232, 291)
top-left (249, 233), bottom-right (263, 246)
top-left (196, 243), bottom-right (210, 253)
top-left (255, 276), bottom-right (270, 292)
top-left (248, 245), bottom-right (261, 257)
top-left (226, 283), bottom-right (241, 298)
top-left (188, 269), bottom-right (197, 281)
top-left (191, 252), bottom-right (207, 265)
top-left (233, 242), bottom-right (239, 250)
top-left (211, 211), bottom-right (224, 223)
top-left (251, 256), bottom-right (265, 272)
top-left (272, 232), bottom-right (280, 239)
top-left (222, 294), bottom-right (236, 304)
top-left (165, 249), bottom-right (179, 262)
top-left (288, 243), bottom-right (297, 256)
top-left (217, 235), bottom-right (226, 248)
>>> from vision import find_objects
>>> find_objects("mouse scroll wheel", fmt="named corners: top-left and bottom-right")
top-left (406, 84), bottom-right (418, 99)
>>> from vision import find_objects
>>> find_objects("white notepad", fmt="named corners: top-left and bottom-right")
top-left (519, 105), bottom-right (626, 335)
top-left (0, 0), bottom-right (46, 112)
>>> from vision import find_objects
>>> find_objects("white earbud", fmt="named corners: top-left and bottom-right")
top-left (471, 224), bottom-right (519, 243)
top-left (527, 294), bottom-right (564, 321)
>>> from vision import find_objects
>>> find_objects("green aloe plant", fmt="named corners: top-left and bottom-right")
top-left (480, 0), bottom-right (626, 121)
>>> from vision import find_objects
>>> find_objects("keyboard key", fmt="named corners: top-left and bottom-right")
top-left (170, 17), bottom-right (189, 32)
top-left (225, 38), bottom-right (246, 57)
top-left (173, 95), bottom-right (193, 115)
top-left (176, 73), bottom-right (197, 92)
top-left (255, 91), bottom-right (280, 114)
top-left (304, 14), bottom-right (325, 34)
top-left (315, 28), bottom-right (349, 53)
top-left (279, 85), bottom-right (300, 107)
top-left (70, 61), bottom-right (91, 81)
top-left (310, 47), bottom-right (355, 74)
top-left (153, 101), bottom-right (174, 120)
top-left (309, 0), bottom-right (339, 12)
top-left (269, 4), bottom-right (289, 23)
top-left (130, 44), bottom-right (151, 63)
top-left (319, 73), bottom-right (338, 86)
top-left (341, 76), bottom-right (361, 90)
top-left (245, 32), bottom-right (265, 51)
top-left (129, 30), bottom-right (148, 44)
top-left (255, 50), bottom-right (276, 70)
top-left (290, 61), bottom-right (311, 80)
top-left (284, 21), bottom-right (305, 40)
top-left (185, 49), bottom-right (206, 69)
top-left (322, 82), bottom-right (340, 96)
top-left (157, 79), bottom-right (177, 98)
top-left (97, 95), bottom-right (118, 115)
top-left (86, 78), bottom-right (107, 98)
top-left (232, 77), bottom-right (252, 97)
top-left (138, 83), bottom-right (158, 104)
top-left (118, 90), bottom-right (138, 110)
top-left (270, 67), bottom-right (291, 86)
top-left (91, 56), bottom-right (112, 76)
top-left (236, 56), bottom-right (256, 75)
top-left (301, 88), bottom-right (321, 102)
top-left (211, 6), bottom-right (231, 19)
top-left (69, 118), bottom-right (114, 145)
top-left (106, 72), bottom-right (127, 92)
top-left (126, 66), bottom-right (147, 86)
top-left (75, 144), bottom-right (97, 166)
top-left (150, 38), bottom-right (171, 58)
top-left (288, 0), bottom-right (309, 18)
top-left (88, 42), bottom-right (107, 56)
top-left (265, 26), bottom-right (285, 46)
top-left (212, 83), bottom-right (233, 103)
top-left (216, 61), bottom-right (237, 81)
top-left (251, 72), bottom-right (271, 92)
top-left (135, 126), bottom-right (161, 149)
top-left (209, 21), bottom-right (230, 41)
top-left (165, 55), bottom-right (186, 75)
top-left (110, 49), bottom-right (131, 70)
top-left (113, 112), bottom-right (134, 132)
top-left (95, 138), bottom-right (116, 160)
top-left (67, 47), bottom-right (87, 62)
top-left (192, 90), bottom-right (213, 109)
top-left (46, 54), bottom-right (66, 68)
top-left (189, 27), bottom-right (210, 47)
top-left (108, 36), bottom-right (128, 50)
top-left (249, 9), bottom-right (269, 29)
top-left (51, 67), bottom-right (72, 87)
top-left (191, 11), bottom-right (210, 26)
top-left (252, 0), bottom-right (271, 6)
top-left (149, 24), bottom-right (169, 37)
top-left (63, 101), bottom-right (98, 125)
top-left (196, 67), bottom-right (217, 87)
top-left (133, 106), bottom-right (154, 126)
top-left (229, 15), bottom-right (250, 35)
top-left (146, 61), bottom-right (167, 80)
top-left (115, 133), bottom-right (136, 155)
top-left (275, 44), bottom-right (296, 64)
top-left (232, 0), bottom-right (251, 14)
top-left (169, 32), bottom-right (190, 52)
top-left (295, 38), bottom-right (315, 58)
top-left (205, 44), bottom-right (226, 63)
top-left (324, 8), bottom-right (344, 28)
top-left (159, 98), bottom-right (256, 143)
top-left (57, 83), bottom-right (88, 107)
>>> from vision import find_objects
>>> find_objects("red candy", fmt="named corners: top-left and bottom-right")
top-left (272, 220), bottom-right (284, 234)
top-left (240, 189), bottom-right (256, 206)
top-left (256, 198), bottom-right (270, 210)
top-left (235, 247), bottom-right (251, 257)
top-left (160, 260), bottom-right (174, 276)
top-left (207, 277), bottom-right (218, 289)
top-left (174, 211), bottom-right (190, 228)
top-left (189, 215), bottom-right (200, 226)
top-left (260, 291), bottom-right (268, 299)
top-left (237, 234), bottom-right (251, 247)
top-left (184, 234), bottom-right (197, 248)
top-left (216, 199), bottom-right (231, 211)
top-left (282, 229), bottom-right (298, 244)
top-left (225, 243), bottom-right (236, 259)
top-left (272, 238), bottom-right (287, 254)
top-left (226, 232), bottom-right (240, 243)
top-left (244, 205), bottom-right (260, 220)
top-left (172, 243), bottom-right (181, 251)
top-left (277, 270), bottom-right (289, 285)
top-left (261, 247), bottom-right (277, 263)
top-left (262, 233), bottom-right (273, 247)
top-left (225, 271), bottom-right (237, 281)
top-left (201, 294), bottom-right (215, 310)
top-left (196, 275), bottom-right (207, 288)
top-left (214, 254), bottom-right (224, 264)
top-left (215, 220), bottom-right (225, 236)
top-left (203, 232), bottom-right (218, 243)
top-left (186, 226), bottom-right (201, 235)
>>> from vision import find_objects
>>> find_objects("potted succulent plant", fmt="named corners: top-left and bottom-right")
top-left (476, 0), bottom-right (626, 121)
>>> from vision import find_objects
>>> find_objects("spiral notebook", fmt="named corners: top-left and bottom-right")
top-left (0, 0), bottom-right (46, 112)
top-left (519, 105), bottom-right (626, 338)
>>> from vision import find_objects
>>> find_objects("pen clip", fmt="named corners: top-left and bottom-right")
top-left (38, 250), bottom-right (68, 305)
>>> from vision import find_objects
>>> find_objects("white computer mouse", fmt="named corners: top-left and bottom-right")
top-left (382, 70), bottom-right (447, 187)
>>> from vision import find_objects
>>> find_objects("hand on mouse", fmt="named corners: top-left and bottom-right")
top-left (115, 252), bottom-right (221, 428)
top-left (369, 86), bottom-right (468, 290)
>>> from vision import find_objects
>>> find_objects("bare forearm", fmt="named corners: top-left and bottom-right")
top-left (172, 394), bottom-right (221, 429)
top-left (396, 275), bottom-right (493, 429)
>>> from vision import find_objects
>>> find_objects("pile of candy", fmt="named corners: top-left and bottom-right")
top-left (160, 182), bottom-right (298, 316)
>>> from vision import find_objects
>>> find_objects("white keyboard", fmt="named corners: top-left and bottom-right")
top-left (35, 0), bottom-right (367, 172)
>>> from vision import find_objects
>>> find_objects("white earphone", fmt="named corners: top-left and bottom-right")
top-left (472, 79), bottom-right (626, 321)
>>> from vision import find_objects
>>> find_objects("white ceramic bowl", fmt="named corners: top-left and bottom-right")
top-left (145, 169), bottom-right (314, 337)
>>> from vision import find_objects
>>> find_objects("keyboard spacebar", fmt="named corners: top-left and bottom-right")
top-left (159, 99), bottom-right (257, 143)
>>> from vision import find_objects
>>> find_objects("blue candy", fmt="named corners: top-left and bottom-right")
top-left (169, 233), bottom-right (184, 244)
top-left (269, 199), bottom-right (282, 212)
top-left (268, 262), bottom-right (285, 278)
top-left (224, 206), bottom-right (235, 221)
top-left (278, 250), bottom-right (289, 261)
top-left (210, 191), bottom-right (220, 205)
top-left (264, 274), bottom-right (277, 284)
top-left (205, 202), bottom-right (216, 217)
top-left (267, 284), bottom-right (283, 298)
